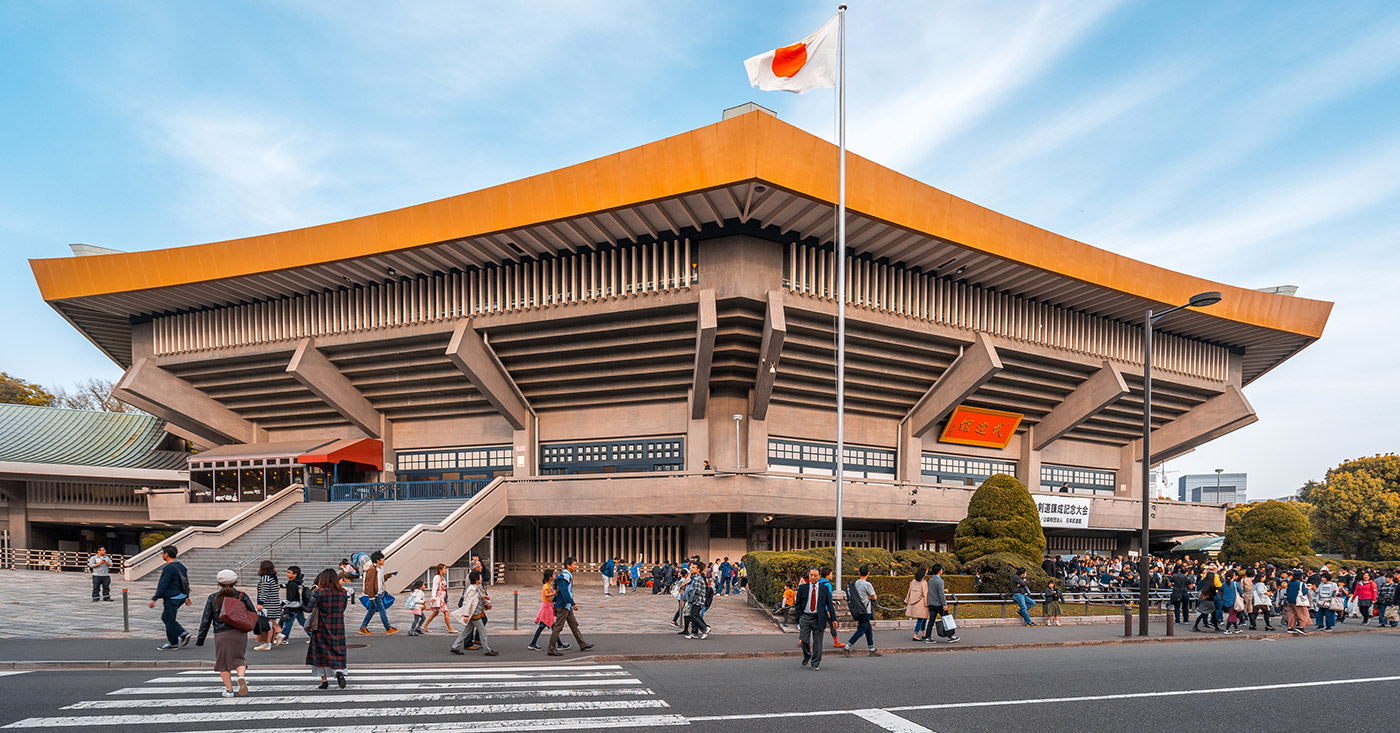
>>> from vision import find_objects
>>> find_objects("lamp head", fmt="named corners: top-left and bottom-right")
top-left (1187, 291), bottom-right (1222, 308)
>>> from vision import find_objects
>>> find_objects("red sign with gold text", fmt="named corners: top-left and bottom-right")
top-left (938, 406), bottom-right (1023, 449)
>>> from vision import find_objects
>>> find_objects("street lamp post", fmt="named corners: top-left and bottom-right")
top-left (1140, 290), bottom-right (1222, 636)
top-left (1215, 468), bottom-right (1224, 502)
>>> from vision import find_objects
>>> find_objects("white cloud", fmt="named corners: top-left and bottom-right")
top-left (791, 0), bottom-right (1125, 168)
top-left (146, 104), bottom-right (341, 233)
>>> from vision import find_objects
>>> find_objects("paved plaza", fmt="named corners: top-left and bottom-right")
top-left (0, 569), bottom-right (775, 641)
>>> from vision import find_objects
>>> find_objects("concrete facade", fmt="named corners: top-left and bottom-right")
top-left (29, 111), bottom-right (1330, 570)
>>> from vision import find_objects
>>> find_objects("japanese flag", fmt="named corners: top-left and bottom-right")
top-left (744, 15), bottom-right (838, 94)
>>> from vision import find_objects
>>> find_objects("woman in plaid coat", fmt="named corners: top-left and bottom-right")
top-left (304, 568), bottom-right (349, 689)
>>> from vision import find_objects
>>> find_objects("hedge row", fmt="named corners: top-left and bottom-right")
top-left (743, 548), bottom-right (965, 607)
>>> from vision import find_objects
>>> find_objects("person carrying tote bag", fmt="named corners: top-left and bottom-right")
top-left (196, 569), bottom-right (257, 698)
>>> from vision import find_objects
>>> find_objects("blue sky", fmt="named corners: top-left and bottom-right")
top-left (2, 1), bottom-right (1397, 498)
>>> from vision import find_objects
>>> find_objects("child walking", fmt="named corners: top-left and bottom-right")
top-left (1043, 579), bottom-right (1064, 626)
top-left (406, 580), bottom-right (427, 636)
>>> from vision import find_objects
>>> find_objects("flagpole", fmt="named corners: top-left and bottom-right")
top-left (834, 3), bottom-right (848, 586)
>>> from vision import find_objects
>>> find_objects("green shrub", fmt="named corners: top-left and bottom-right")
top-left (743, 551), bottom-right (823, 605)
top-left (954, 473), bottom-right (1046, 565)
top-left (963, 552), bottom-right (1051, 594)
top-left (140, 530), bottom-right (176, 551)
top-left (892, 549), bottom-right (962, 575)
top-left (805, 546), bottom-right (897, 575)
top-left (1220, 500), bottom-right (1314, 564)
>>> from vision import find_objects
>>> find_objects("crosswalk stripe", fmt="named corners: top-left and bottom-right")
top-left (145, 670), bottom-right (630, 683)
top-left (109, 678), bottom-right (644, 695)
top-left (3, 699), bottom-right (668, 728)
top-left (0, 672), bottom-right (29, 678)
top-left (169, 714), bottom-right (691, 732)
top-left (174, 665), bottom-right (623, 675)
top-left (64, 687), bottom-right (657, 709)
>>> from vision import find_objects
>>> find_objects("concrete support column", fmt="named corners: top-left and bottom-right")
top-left (686, 390), bottom-right (711, 470)
top-left (687, 514), bottom-right (711, 561)
top-left (512, 417), bottom-right (537, 477)
top-left (1117, 445), bottom-right (1142, 499)
top-left (1018, 428), bottom-right (1041, 490)
top-left (380, 417), bottom-right (396, 482)
top-left (745, 410), bottom-right (769, 472)
top-left (896, 420), bottom-right (920, 483)
top-left (6, 482), bottom-right (28, 549)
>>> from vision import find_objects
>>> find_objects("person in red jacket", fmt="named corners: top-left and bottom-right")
top-left (1353, 571), bottom-right (1378, 625)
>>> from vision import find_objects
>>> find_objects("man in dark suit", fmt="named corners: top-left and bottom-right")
top-left (793, 567), bottom-right (837, 672)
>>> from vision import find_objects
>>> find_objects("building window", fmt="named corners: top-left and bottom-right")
top-left (921, 452), bottom-right (1017, 486)
top-left (395, 446), bottom-right (513, 482)
top-left (539, 438), bottom-right (686, 475)
top-left (769, 438), bottom-right (896, 479)
top-left (1040, 464), bottom-right (1115, 495)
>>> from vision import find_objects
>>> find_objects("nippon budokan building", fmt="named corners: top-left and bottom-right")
top-left (28, 107), bottom-right (1332, 586)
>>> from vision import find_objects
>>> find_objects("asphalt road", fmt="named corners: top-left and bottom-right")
top-left (0, 633), bottom-right (1395, 732)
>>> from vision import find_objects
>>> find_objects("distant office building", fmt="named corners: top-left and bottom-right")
top-left (1179, 472), bottom-right (1247, 504)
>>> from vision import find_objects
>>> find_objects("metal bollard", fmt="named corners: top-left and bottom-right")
top-left (1124, 605), bottom-right (1132, 637)
top-left (513, 590), bottom-right (519, 630)
top-left (1166, 609), bottom-right (1175, 636)
top-left (122, 588), bottom-right (130, 633)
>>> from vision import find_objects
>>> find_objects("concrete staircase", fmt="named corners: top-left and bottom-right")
top-left (176, 499), bottom-right (466, 585)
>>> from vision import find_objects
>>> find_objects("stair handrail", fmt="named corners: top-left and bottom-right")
top-left (122, 485), bottom-right (305, 582)
top-left (235, 483), bottom-right (390, 575)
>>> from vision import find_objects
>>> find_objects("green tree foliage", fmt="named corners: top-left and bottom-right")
top-left (964, 552), bottom-right (1051, 593)
top-left (1225, 504), bottom-right (1252, 531)
top-left (953, 473), bottom-right (1046, 565)
top-left (1219, 500), bottom-right (1314, 564)
top-left (0, 372), bottom-right (56, 406)
top-left (1309, 455), bottom-right (1400, 560)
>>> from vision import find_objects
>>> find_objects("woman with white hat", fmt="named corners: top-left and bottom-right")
top-left (196, 569), bottom-right (258, 697)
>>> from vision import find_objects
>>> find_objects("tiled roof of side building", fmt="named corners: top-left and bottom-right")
top-left (0, 403), bottom-right (188, 470)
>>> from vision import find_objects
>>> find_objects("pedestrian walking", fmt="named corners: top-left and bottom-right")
top-left (1249, 572), bottom-right (1276, 631)
top-left (921, 564), bottom-right (957, 643)
top-left (1314, 573), bottom-right (1340, 631)
top-left (1354, 572), bottom-right (1377, 625)
top-left (405, 580), bottom-right (427, 636)
top-left (843, 565), bottom-right (879, 656)
top-left (420, 564), bottom-right (455, 635)
top-left (449, 570), bottom-right (498, 656)
top-left (279, 566), bottom-right (307, 644)
top-left (148, 545), bottom-right (192, 651)
top-left (305, 568), bottom-right (350, 689)
top-left (1221, 571), bottom-right (1243, 634)
top-left (818, 567), bottom-right (846, 649)
top-left (195, 569), bottom-right (256, 698)
top-left (357, 551), bottom-right (399, 636)
top-left (795, 567), bottom-right (837, 672)
top-left (547, 557), bottom-right (593, 656)
top-left (254, 560), bottom-right (283, 651)
top-left (88, 547), bottom-right (113, 602)
top-left (527, 570), bottom-right (568, 651)
top-left (602, 557), bottom-right (615, 597)
top-left (903, 567), bottom-right (928, 641)
top-left (682, 561), bottom-right (711, 639)
top-left (1284, 570), bottom-right (1311, 635)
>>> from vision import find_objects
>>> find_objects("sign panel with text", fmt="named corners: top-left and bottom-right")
top-left (938, 405), bottom-right (1023, 449)
top-left (1037, 496), bottom-right (1093, 529)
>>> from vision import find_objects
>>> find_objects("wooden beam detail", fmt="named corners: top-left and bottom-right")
top-left (907, 332), bottom-right (1002, 438)
top-left (112, 358), bottom-right (257, 445)
top-left (286, 338), bottom-right (382, 438)
top-left (1033, 361), bottom-right (1129, 450)
top-left (691, 289), bottom-right (718, 420)
top-left (749, 291), bottom-right (787, 420)
top-left (446, 321), bottom-right (533, 430)
top-left (1134, 384), bottom-right (1256, 464)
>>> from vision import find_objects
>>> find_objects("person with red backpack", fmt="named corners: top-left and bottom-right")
top-left (195, 569), bottom-right (257, 698)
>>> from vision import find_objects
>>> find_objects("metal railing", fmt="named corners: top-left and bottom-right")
top-left (1, 548), bottom-right (126, 572)
top-left (122, 485), bottom-right (306, 581)
top-left (330, 480), bottom-right (489, 502)
top-left (236, 484), bottom-right (393, 575)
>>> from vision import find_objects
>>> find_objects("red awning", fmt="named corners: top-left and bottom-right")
top-left (298, 438), bottom-right (383, 470)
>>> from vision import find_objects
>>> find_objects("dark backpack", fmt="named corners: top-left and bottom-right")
top-left (703, 584), bottom-right (715, 609)
top-left (845, 581), bottom-right (867, 617)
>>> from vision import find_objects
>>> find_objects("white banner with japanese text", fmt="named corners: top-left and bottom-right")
top-left (1036, 496), bottom-right (1092, 528)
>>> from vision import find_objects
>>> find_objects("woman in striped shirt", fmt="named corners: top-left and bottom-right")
top-left (254, 560), bottom-right (283, 651)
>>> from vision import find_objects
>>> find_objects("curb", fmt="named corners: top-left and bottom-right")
top-left (5, 627), bottom-right (1380, 669)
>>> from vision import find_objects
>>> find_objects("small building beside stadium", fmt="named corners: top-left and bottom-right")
top-left (29, 109), bottom-right (1331, 579)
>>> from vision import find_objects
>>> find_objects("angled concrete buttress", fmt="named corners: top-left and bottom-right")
top-left (691, 289), bottom-right (718, 420)
top-left (445, 321), bottom-right (533, 430)
top-left (1134, 384), bottom-right (1257, 465)
top-left (749, 291), bottom-right (786, 420)
top-left (112, 358), bottom-right (258, 446)
top-left (286, 338), bottom-right (382, 438)
top-left (907, 332), bottom-right (1003, 438)
top-left (1033, 360), bottom-right (1130, 450)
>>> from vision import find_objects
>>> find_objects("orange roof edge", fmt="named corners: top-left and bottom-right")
top-left (29, 110), bottom-right (1331, 340)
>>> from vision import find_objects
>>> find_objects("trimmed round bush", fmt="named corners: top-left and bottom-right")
top-left (892, 549), bottom-right (962, 576)
top-left (1220, 500), bottom-right (1314, 564)
top-left (953, 473), bottom-right (1047, 565)
top-left (964, 552), bottom-right (1051, 594)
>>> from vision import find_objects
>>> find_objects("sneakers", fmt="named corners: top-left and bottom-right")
top-left (336, 672), bottom-right (347, 689)
top-left (1298, 629), bottom-right (1309, 635)
top-left (274, 638), bottom-right (289, 646)
top-left (253, 643), bottom-right (273, 651)
top-left (386, 627), bottom-right (400, 635)
top-left (221, 689), bottom-right (236, 698)
top-left (833, 640), bottom-right (847, 648)
top-left (179, 632), bottom-right (191, 648)
top-left (526, 643), bottom-right (542, 651)
top-left (922, 637), bottom-right (937, 644)
top-left (156, 643), bottom-right (179, 651)
top-left (867, 649), bottom-right (881, 656)
top-left (670, 621), bottom-right (679, 628)
top-left (357, 628), bottom-right (372, 635)
top-left (1287, 628), bottom-right (1300, 634)
top-left (684, 634), bottom-right (695, 639)
top-left (558, 642), bottom-right (572, 650)
top-left (237, 677), bottom-right (248, 696)
top-left (483, 650), bottom-right (500, 657)
top-left (579, 643), bottom-right (594, 651)
top-left (699, 631), bottom-right (709, 640)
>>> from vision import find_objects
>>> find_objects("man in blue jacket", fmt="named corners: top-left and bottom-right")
top-left (547, 557), bottom-right (594, 656)
top-left (147, 545), bottom-right (191, 650)
top-left (794, 567), bottom-right (837, 672)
